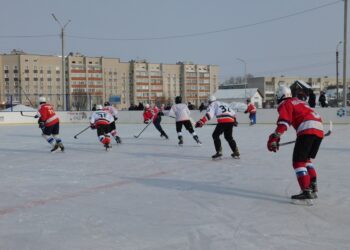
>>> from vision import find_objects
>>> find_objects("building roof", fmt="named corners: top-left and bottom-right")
top-left (214, 88), bottom-right (261, 99)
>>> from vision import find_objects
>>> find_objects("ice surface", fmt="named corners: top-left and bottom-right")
top-left (0, 123), bottom-right (349, 250)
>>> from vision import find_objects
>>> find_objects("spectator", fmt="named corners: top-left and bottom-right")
top-left (319, 91), bottom-right (328, 107)
top-left (308, 89), bottom-right (316, 108)
top-left (199, 102), bottom-right (206, 112)
top-left (92, 104), bottom-right (96, 111)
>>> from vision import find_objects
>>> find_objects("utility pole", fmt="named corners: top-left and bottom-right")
top-left (343, 0), bottom-right (348, 107)
top-left (52, 13), bottom-right (71, 111)
top-left (336, 41), bottom-right (342, 107)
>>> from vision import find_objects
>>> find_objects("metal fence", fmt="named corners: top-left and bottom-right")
top-left (1, 93), bottom-right (103, 111)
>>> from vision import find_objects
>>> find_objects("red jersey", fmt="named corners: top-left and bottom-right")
top-left (276, 97), bottom-right (324, 138)
top-left (143, 106), bottom-right (159, 122)
top-left (37, 103), bottom-right (59, 127)
top-left (245, 103), bottom-right (256, 114)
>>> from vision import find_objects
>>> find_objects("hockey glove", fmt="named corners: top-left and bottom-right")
top-left (195, 120), bottom-right (204, 128)
top-left (38, 121), bottom-right (45, 129)
top-left (144, 120), bottom-right (151, 124)
top-left (267, 133), bottom-right (280, 152)
top-left (244, 111), bottom-right (248, 114)
top-left (90, 124), bottom-right (96, 130)
top-left (158, 111), bottom-right (164, 116)
top-left (114, 116), bottom-right (118, 121)
top-left (34, 115), bottom-right (39, 119)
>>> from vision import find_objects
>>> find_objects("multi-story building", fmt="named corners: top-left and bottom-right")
top-left (1, 50), bottom-right (63, 109)
top-left (247, 76), bottom-right (342, 106)
top-left (130, 60), bottom-right (219, 107)
top-left (67, 53), bottom-right (130, 110)
top-left (1, 51), bottom-right (219, 110)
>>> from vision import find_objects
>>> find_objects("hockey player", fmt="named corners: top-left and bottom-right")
top-left (164, 96), bottom-right (201, 146)
top-left (90, 104), bottom-right (115, 149)
top-left (267, 86), bottom-right (324, 201)
top-left (103, 101), bottom-right (122, 143)
top-left (195, 96), bottom-right (240, 159)
top-left (34, 97), bottom-right (64, 152)
top-left (143, 104), bottom-right (169, 139)
top-left (244, 99), bottom-right (257, 125)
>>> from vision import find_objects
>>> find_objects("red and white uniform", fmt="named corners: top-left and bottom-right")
top-left (276, 97), bottom-right (324, 138)
top-left (36, 103), bottom-right (59, 127)
top-left (201, 101), bottom-right (236, 124)
top-left (245, 103), bottom-right (256, 114)
top-left (166, 103), bottom-right (191, 122)
top-left (90, 110), bottom-right (115, 127)
top-left (103, 105), bottom-right (118, 119)
top-left (143, 106), bottom-right (160, 122)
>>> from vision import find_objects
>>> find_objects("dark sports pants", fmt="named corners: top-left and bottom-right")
top-left (212, 123), bottom-right (237, 153)
top-left (293, 134), bottom-right (322, 162)
top-left (176, 120), bottom-right (194, 134)
top-left (153, 116), bottom-right (166, 135)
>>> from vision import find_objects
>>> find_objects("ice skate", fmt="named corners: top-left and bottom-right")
top-left (193, 135), bottom-right (202, 145)
top-left (57, 142), bottom-right (64, 152)
top-left (50, 143), bottom-right (60, 152)
top-left (160, 132), bottom-right (169, 139)
top-left (178, 136), bottom-right (183, 146)
top-left (212, 152), bottom-right (223, 160)
top-left (115, 136), bottom-right (122, 144)
top-left (310, 178), bottom-right (318, 198)
top-left (104, 143), bottom-right (112, 151)
top-left (291, 189), bottom-right (314, 206)
top-left (231, 147), bottom-right (240, 159)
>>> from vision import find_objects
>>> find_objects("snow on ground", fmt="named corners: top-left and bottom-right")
top-left (0, 123), bottom-right (349, 250)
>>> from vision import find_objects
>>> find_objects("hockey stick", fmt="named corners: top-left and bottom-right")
top-left (134, 121), bottom-right (152, 138)
top-left (279, 121), bottom-right (333, 146)
top-left (20, 111), bottom-right (36, 118)
top-left (74, 126), bottom-right (91, 139)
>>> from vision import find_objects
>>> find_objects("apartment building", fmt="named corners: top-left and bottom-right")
top-left (1, 51), bottom-right (219, 110)
top-left (67, 53), bottom-right (130, 110)
top-left (130, 60), bottom-right (219, 107)
top-left (1, 50), bottom-right (63, 109)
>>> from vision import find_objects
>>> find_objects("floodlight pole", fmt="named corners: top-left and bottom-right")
top-left (343, 0), bottom-right (348, 107)
top-left (336, 41), bottom-right (342, 107)
top-left (52, 13), bottom-right (71, 111)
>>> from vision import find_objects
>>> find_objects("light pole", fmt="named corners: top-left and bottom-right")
top-left (52, 13), bottom-right (71, 111)
top-left (336, 41), bottom-right (342, 107)
top-left (343, 0), bottom-right (348, 107)
top-left (237, 58), bottom-right (247, 98)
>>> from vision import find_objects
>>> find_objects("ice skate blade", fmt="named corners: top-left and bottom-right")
top-left (212, 157), bottom-right (222, 161)
top-left (291, 199), bottom-right (313, 206)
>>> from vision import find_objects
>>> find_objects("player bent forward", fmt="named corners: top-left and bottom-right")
top-left (195, 96), bottom-right (240, 159)
top-left (90, 105), bottom-right (115, 149)
top-left (35, 97), bottom-right (64, 152)
top-left (103, 101), bottom-right (122, 143)
top-left (164, 96), bottom-right (201, 145)
top-left (267, 86), bottom-right (324, 201)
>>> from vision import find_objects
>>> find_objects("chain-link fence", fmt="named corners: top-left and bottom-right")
top-left (0, 93), bottom-right (103, 111)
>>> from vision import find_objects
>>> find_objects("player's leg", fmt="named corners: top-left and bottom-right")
top-left (97, 125), bottom-right (111, 147)
top-left (176, 121), bottom-right (183, 145)
top-left (307, 136), bottom-right (323, 196)
top-left (154, 117), bottom-right (168, 139)
top-left (223, 123), bottom-right (240, 158)
top-left (52, 123), bottom-right (64, 151)
top-left (212, 124), bottom-right (224, 157)
top-left (109, 121), bottom-right (121, 143)
top-left (184, 120), bottom-right (201, 144)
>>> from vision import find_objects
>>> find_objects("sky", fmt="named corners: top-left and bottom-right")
top-left (0, 0), bottom-right (346, 82)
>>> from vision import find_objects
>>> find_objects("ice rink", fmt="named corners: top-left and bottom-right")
top-left (0, 122), bottom-right (349, 250)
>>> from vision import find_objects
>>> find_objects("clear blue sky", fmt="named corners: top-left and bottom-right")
top-left (0, 0), bottom-right (345, 82)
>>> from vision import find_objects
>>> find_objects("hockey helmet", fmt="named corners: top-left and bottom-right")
top-left (208, 95), bottom-right (216, 103)
top-left (276, 86), bottom-right (292, 104)
top-left (104, 101), bottom-right (110, 106)
top-left (96, 104), bottom-right (103, 110)
top-left (145, 104), bottom-right (150, 109)
top-left (175, 96), bottom-right (182, 104)
top-left (38, 96), bottom-right (46, 103)
top-left (246, 98), bottom-right (251, 103)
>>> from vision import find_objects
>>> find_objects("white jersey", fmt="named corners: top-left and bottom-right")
top-left (205, 101), bottom-right (236, 123)
top-left (103, 106), bottom-right (118, 118)
top-left (90, 110), bottom-right (115, 126)
top-left (165, 103), bottom-right (191, 122)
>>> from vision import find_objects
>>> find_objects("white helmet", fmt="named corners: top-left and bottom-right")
top-left (276, 86), bottom-right (292, 104)
top-left (38, 96), bottom-right (46, 103)
top-left (145, 104), bottom-right (150, 109)
top-left (96, 104), bottom-right (103, 110)
top-left (208, 95), bottom-right (216, 103)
